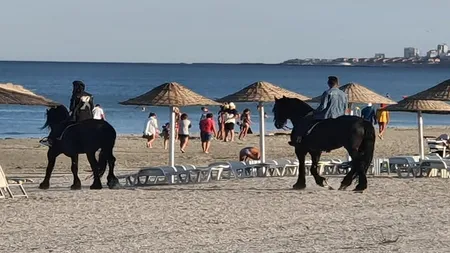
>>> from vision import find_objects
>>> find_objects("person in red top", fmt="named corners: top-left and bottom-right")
top-left (200, 113), bottom-right (217, 153)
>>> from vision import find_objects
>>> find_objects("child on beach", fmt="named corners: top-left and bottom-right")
top-left (161, 122), bottom-right (170, 150)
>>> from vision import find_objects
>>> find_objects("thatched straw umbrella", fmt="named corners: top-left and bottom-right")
top-left (120, 82), bottom-right (220, 166)
top-left (0, 83), bottom-right (58, 106)
top-left (217, 81), bottom-right (309, 163)
top-left (308, 82), bottom-right (396, 115)
top-left (407, 79), bottom-right (450, 101)
top-left (384, 98), bottom-right (450, 159)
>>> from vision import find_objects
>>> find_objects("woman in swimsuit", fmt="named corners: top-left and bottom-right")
top-left (239, 108), bottom-right (252, 140)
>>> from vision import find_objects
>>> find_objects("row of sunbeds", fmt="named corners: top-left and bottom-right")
top-left (116, 158), bottom-right (352, 187)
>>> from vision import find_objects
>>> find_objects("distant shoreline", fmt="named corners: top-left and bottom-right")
top-left (1, 60), bottom-right (450, 68)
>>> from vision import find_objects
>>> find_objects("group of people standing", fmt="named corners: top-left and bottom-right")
top-left (142, 102), bottom-right (257, 153)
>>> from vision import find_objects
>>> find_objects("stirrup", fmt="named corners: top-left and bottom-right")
top-left (39, 137), bottom-right (52, 147)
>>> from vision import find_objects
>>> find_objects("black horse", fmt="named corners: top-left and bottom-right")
top-left (39, 105), bottom-right (119, 190)
top-left (272, 96), bottom-right (376, 192)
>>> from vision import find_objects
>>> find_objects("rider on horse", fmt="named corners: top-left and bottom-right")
top-left (70, 80), bottom-right (94, 122)
top-left (288, 76), bottom-right (348, 146)
top-left (40, 80), bottom-right (94, 147)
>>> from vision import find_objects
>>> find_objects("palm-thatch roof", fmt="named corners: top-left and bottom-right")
top-left (216, 81), bottom-right (309, 103)
top-left (384, 98), bottom-right (450, 114)
top-left (119, 82), bottom-right (220, 107)
top-left (407, 78), bottom-right (450, 101)
top-left (0, 83), bottom-right (59, 106)
top-left (307, 82), bottom-right (396, 105)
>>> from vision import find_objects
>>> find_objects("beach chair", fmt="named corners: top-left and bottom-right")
top-left (419, 155), bottom-right (450, 178)
top-left (0, 166), bottom-right (28, 199)
top-left (273, 158), bottom-right (298, 177)
top-left (134, 167), bottom-right (168, 185)
top-left (223, 161), bottom-right (253, 179)
top-left (206, 162), bottom-right (229, 181)
top-left (388, 156), bottom-right (420, 178)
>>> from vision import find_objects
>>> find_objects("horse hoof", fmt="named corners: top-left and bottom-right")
top-left (353, 189), bottom-right (365, 193)
top-left (70, 184), bottom-right (82, 190)
top-left (292, 184), bottom-right (306, 190)
top-left (90, 184), bottom-right (103, 190)
top-left (338, 185), bottom-right (349, 191)
top-left (107, 182), bottom-right (121, 189)
top-left (328, 186), bottom-right (335, 190)
top-left (39, 182), bottom-right (49, 190)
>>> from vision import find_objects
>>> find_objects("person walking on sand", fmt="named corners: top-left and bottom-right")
top-left (200, 113), bottom-right (217, 153)
top-left (289, 76), bottom-right (347, 146)
top-left (239, 108), bottom-right (252, 140)
top-left (361, 103), bottom-right (376, 125)
top-left (178, 113), bottom-right (191, 153)
top-left (376, 104), bottom-right (390, 140)
top-left (92, 104), bottom-right (105, 120)
top-left (143, 112), bottom-right (159, 148)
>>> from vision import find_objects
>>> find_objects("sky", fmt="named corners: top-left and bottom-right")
top-left (1, 0), bottom-right (450, 63)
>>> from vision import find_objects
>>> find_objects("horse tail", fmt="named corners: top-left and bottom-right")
top-left (98, 150), bottom-right (108, 178)
top-left (361, 120), bottom-right (376, 173)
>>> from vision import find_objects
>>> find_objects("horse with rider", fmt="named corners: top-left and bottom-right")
top-left (273, 76), bottom-right (375, 192)
top-left (39, 80), bottom-right (119, 190)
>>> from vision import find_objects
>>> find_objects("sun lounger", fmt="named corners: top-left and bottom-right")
top-left (272, 158), bottom-right (299, 177)
top-left (223, 161), bottom-right (255, 179)
top-left (0, 165), bottom-right (28, 199)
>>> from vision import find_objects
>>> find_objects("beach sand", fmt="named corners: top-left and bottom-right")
top-left (1, 127), bottom-right (450, 252)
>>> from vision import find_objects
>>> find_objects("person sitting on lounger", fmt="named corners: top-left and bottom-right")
top-left (239, 147), bottom-right (260, 162)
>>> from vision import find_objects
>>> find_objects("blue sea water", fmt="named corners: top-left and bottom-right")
top-left (0, 61), bottom-right (449, 138)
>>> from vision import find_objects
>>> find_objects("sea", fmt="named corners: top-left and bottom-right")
top-left (0, 61), bottom-right (449, 139)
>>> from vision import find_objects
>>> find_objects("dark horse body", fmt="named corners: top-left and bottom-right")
top-left (39, 105), bottom-right (119, 190)
top-left (273, 96), bottom-right (376, 192)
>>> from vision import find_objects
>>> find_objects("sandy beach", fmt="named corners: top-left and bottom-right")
top-left (2, 127), bottom-right (450, 252)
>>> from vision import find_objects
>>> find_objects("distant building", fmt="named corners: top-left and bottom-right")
top-left (437, 44), bottom-right (449, 56)
top-left (374, 53), bottom-right (385, 59)
top-left (404, 47), bottom-right (419, 58)
top-left (427, 50), bottom-right (438, 58)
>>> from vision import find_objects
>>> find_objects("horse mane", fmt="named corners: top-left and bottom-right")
top-left (41, 105), bottom-right (70, 129)
top-left (273, 96), bottom-right (313, 115)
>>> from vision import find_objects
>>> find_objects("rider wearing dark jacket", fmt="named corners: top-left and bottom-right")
top-left (289, 76), bottom-right (348, 146)
top-left (70, 80), bottom-right (94, 122)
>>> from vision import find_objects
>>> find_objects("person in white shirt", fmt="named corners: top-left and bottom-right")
top-left (92, 104), bottom-right (105, 120)
top-left (143, 112), bottom-right (159, 148)
top-left (178, 113), bottom-right (192, 153)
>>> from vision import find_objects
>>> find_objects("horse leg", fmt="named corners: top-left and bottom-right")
top-left (292, 146), bottom-right (307, 190)
top-left (87, 152), bottom-right (102, 190)
top-left (338, 160), bottom-right (357, 191)
top-left (105, 150), bottom-right (119, 189)
top-left (39, 148), bottom-right (60, 189)
top-left (310, 150), bottom-right (334, 190)
top-left (70, 155), bottom-right (82, 190)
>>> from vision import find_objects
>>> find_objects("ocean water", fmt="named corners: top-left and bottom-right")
top-left (0, 61), bottom-right (449, 138)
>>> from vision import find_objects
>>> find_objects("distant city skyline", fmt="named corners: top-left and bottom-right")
top-left (1, 0), bottom-right (450, 63)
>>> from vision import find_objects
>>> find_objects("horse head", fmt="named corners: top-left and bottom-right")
top-left (42, 105), bottom-right (70, 130)
top-left (272, 96), bottom-right (313, 129)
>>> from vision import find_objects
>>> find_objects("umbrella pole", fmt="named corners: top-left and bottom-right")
top-left (169, 106), bottom-right (176, 167)
top-left (259, 102), bottom-right (266, 164)
top-left (418, 111), bottom-right (424, 160)
top-left (349, 103), bottom-right (354, 115)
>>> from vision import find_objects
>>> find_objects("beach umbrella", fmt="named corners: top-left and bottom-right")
top-left (216, 81), bottom-right (310, 163)
top-left (0, 83), bottom-right (58, 106)
top-left (384, 98), bottom-right (450, 159)
top-left (407, 78), bottom-right (450, 101)
top-left (119, 82), bottom-right (220, 166)
top-left (307, 82), bottom-right (396, 115)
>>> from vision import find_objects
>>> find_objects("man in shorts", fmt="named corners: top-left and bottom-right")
top-left (200, 113), bottom-right (216, 153)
